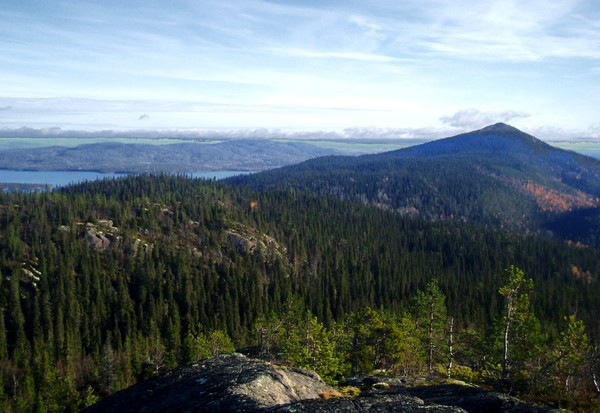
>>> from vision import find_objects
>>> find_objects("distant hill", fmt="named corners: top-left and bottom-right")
top-left (0, 139), bottom-right (338, 173)
top-left (229, 123), bottom-right (600, 246)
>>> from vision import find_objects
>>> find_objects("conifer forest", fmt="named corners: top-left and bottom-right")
top-left (0, 174), bottom-right (598, 411)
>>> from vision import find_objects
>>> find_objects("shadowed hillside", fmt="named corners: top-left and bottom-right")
top-left (229, 123), bottom-right (600, 246)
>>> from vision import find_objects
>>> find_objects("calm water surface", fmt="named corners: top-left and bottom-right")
top-left (0, 170), bottom-right (250, 188)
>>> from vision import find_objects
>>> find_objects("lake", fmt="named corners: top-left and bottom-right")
top-left (0, 170), bottom-right (250, 189)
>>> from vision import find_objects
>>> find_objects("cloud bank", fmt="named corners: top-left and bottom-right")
top-left (439, 109), bottom-right (531, 129)
top-left (0, 126), bottom-right (442, 141)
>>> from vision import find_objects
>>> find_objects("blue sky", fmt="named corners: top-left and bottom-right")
top-left (1, 0), bottom-right (599, 139)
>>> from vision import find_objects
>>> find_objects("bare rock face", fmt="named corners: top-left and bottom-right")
top-left (83, 353), bottom-right (333, 413)
top-left (401, 384), bottom-right (557, 413)
top-left (226, 231), bottom-right (258, 254)
top-left (85, 225), bottom-right (110, 251)
top-left (266, 393), bottom-right (466, 412)
top-left (335, 377), bottom-right (556, 413)
top-left (84, 354), bottom-right (556, 413)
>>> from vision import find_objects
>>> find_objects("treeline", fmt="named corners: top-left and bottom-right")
top-left (261, 274), bottom-right (597, 409)
top-left (0, 175), bottom-right (597, 410)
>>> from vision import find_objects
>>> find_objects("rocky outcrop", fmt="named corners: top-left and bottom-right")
top-left (84, 354), bottom-right (333, 413)
top-left (224, 224), bottom-right (289, 266)
top-left (267, 393), bottom-right (465, 412)
top-left (85, 225), bottom-right (110, 251)
top-left (339, 377), bottom-right (556, 413)
top-left (403, 383), bottom-right (554, 413)
top-left (84, 354), bottom-right (556, 413)
top-left (83, 220), bottom-right (119, 251)
top-left (226, 231), bottom-right (259, 254)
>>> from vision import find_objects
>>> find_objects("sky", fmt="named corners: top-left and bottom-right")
top-left (1, 0), bottom-right (599, 140)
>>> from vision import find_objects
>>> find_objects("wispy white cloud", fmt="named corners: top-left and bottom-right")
top-left (440, 109), bottom-right (531, 129)
top-left (348, 15), bottom-right (385, 40)
top-left (348, 0), bottom-right (596, 64)
top-left (1, 121), bottom-right (597, 142)
top-left (269, 48), bottom-right (399, 63)
top-left (0, 0), bottom-right (599, 132)
top-left (0, 125), bottom-right (446, 141)
top-left (585, 124), bottom-right (600, 139)
top-left (0, 97), bottom-right (406, 119)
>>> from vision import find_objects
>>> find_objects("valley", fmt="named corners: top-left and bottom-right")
top-left (0, 124), bottom-right (598, 412)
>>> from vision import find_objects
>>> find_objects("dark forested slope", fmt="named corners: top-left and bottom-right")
top-left (229, 123), bottom-right (600, 245)
top-left (0, 175), bottom-right (598, 410)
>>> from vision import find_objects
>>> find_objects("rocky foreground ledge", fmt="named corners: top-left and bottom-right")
top-left (83, 353), bottom-right (555, 413)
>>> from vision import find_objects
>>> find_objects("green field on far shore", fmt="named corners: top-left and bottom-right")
top-left (0, 137), bottom-right (222, 150)
top-left (551, 141), bottom-right (600, 159)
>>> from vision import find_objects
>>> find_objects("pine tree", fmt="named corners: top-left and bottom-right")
top-left (410, 280), bottom-right (448, 374)
top-left (182, 329), bottom-right (210, 362)
top-left (207, 330), bottom-right (235, 357)
top-left (280, 311), bottom-right (345, 384)
top-left (345, 307), bottom-right (423, 376)
top-left (0, 308), bottom-right (8, 361)
top-left (498, 266), bottom-right (535, 381)
top-left (98, 336), bottom-right (118, 395)
top-left (547, 316), bottom-right (590, 397)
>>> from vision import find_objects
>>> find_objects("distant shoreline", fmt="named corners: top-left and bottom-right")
top-left (0, 170), bottom-right (251, 191)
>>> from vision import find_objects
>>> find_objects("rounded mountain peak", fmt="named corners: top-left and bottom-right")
top-left (484, 122), bottom-right (510, 128)
top-left (480, 123), bottom-right (521, 133)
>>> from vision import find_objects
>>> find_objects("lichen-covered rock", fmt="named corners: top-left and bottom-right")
top-left (83, 353), bottom-right (333, 413)
top-left (402, 384), bottom-right (557, 413)
top-left (84, 354), bottom-right (558, 413)
top-left (267, 392), bottom-right (466, 412)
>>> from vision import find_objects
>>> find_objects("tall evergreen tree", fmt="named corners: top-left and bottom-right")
top-left (410, 280), bottom-right (448, 374)
top-left (498, 266), bottom-right (535, 381)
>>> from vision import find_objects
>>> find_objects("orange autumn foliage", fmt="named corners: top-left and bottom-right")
top-left (520, 180), bottom-right (598, 213)
top-left (571, 265), bottom-right (593, 284)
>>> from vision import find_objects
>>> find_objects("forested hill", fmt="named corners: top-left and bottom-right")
top-left (0, 174), bottom-right (599, 410)
top-left (229, 123), bottom-right (600, 246)
top-left (380, 122), bottom-right (569, 158)
top-left (0, 139), bottom-right (337, 173)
